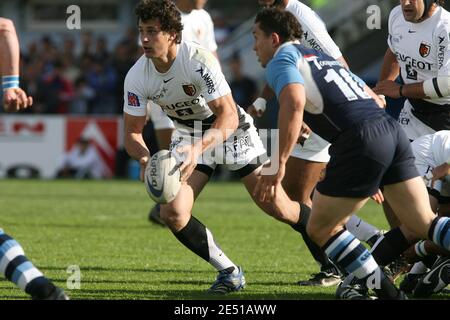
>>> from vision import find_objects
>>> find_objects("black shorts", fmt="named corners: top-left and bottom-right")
top-left (316, 114), bottom-right (419, 198)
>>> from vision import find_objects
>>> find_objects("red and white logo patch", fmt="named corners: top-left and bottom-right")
top-left (182, 84), bottom-right (197, 97)
top-left (419, 42), bottom-right (431, 58)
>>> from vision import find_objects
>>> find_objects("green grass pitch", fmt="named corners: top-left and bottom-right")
top-left (0, 179), bottom-right (446, 300)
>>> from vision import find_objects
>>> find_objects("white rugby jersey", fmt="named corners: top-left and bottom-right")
top-left (285, 0), bottom-right (342, 60)
top-left (180, 9), bottom-right (218, 53)
top-left (124, 41), bottom-right (247, 132)
top-left (388, 5), bottom-right (450, 105)
top-left (412, 130), bottom-right (450, 168)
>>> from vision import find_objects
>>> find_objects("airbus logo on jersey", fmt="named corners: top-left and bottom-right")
top-left (195, 67), bottom-right (215, 94)
top-left (302, 32), bottom-right (323, 53)
top-left (406, 64), bottom-right (418, 80)
top-left (438, 44), bottom-right (446, 69)
top-left (395, 52), bottom-right (433, 70)
top-left (437, 34), bottom-right (447, 69)
top-left (419, 42), bottom-right (431, 58)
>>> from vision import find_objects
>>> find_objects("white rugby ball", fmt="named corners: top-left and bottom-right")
top-left (144, 150), bottom-right (181, 204)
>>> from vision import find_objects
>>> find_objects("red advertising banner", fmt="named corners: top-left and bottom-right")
top-left (66, 118), bottom-right (119, 178)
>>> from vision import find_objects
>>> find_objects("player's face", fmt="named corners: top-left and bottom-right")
top-left (253, 23), bottom-right (276, 68)
top-left (138, 19), bottom-right (174, 59)
top-left (400, 0), bottom-right (426, 22)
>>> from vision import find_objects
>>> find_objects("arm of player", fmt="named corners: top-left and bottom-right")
top-left (336, 56), bottom-right (349, 70)
top-left (373, 48), bottom-right (402, 98)
top-left (0, 18), bottom-right (32, 112)
top-left (431, 162), bottom-right (450, 189)
top-left (124, 113), bottom-right (150, 182)
top-left (247, 83), bottom-right (275, 118)
top-left (373, 47), bottom-right (448, 100)
top-left (255, 83), bottom-right (305, 203)
top-left (277, 84), bottom-right (305, 169)
top-left (177, 93), bottom-right (239, 182)
top-left (379, 48), bottom-right (400, 82)
top-left (365, 85), bottom-right (386, 108)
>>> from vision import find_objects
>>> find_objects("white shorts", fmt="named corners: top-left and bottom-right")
top-left (169, 123), bottom-right (267, 178)
top-left (398, 101), bottom-right (435, 141)
top-left (148, 101), bottom-right (176, 130)
top-left (290, 132), bottom-right (330, 163)
top-left (412, 135), bottom-right (450, 198)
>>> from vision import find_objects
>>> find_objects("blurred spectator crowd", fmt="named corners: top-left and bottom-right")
top-left (4, 29), bottom-right (142, 115)
top-left (0, 14), bottom-right (260, 119)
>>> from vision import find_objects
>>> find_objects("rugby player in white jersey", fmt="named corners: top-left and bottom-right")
top-left (398, 130), bottom-right (450, 297)
top-left (249, 0), bottom-right (385, 287)
top-left (125, 0), bottom-right (320, 294)
top-left (373, 0), bottom-right (450, 288)
top-left (375, 0), bottom-right (450, 141)
top-left (148, 0), bottom-right (219, 225)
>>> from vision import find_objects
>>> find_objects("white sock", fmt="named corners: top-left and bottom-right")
top-left (345, 214), bottom-right (380, 242)
top-left (206, 229), bottom-right (239, 274)
top-left (409, 262), bottom-right (428, 275)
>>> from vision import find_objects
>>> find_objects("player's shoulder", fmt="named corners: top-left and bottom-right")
top-left (435, 7), bottom-right (450, 31)
top-left (388, 5), bottom-right (403, 25)
top-left (192, 8), bottom-right (213, 21)
top-left (286, 0), bottom-right (325, 27)
top-left (432, 130), bottom-right (450, 145)
top-left (183, 41), bottom-right (219, 70)
top-left (268, 43), bottom-right (302, 70)
top-left (194, 9), bottom-right (211, 19)
top-left (125, 55), bottom-right (150, 85)
top-left (437, 6), bottom-right (450, 20)
top-left (285, 0), bottom-right (306, 16)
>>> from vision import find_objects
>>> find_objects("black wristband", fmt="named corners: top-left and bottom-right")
top-left (399, 85), bottom-right (404, 97)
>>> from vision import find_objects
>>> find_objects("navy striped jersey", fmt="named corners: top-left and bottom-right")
top-left (265, 42), bottom-right (385, 142)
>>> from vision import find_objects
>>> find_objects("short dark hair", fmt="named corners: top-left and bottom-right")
top-left (135, 0), bottom-right (183, 44)
top-left (255, 8), bottom-right (303, 43)
top-left (271, 0), bottom-right (285, 8)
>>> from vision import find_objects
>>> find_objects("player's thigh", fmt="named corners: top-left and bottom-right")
top-left (307, 191), bottom-right (369, 247)
top-left (155, 128), bottom-right (175, 150)
top-left (283, 157), bottom-right (326, 204)
top-left (240, 165), bottom-right (272, 214)
top-left (160, 170), bottom-right (209, 230)
top-left (240, 165), bottom-right (299, 224)
top-left (382, 200), bottom-right (402, 229)
top-left (383, 177), bottom-right (436, 238)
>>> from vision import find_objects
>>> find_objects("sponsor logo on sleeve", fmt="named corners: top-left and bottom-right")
top-left (127, 92), bottom-right (140, 107)
top-left (195, 67), bottom-right (216, 94)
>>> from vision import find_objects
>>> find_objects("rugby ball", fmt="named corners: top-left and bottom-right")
top-left (144, 150), bottom-right (181, 204)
